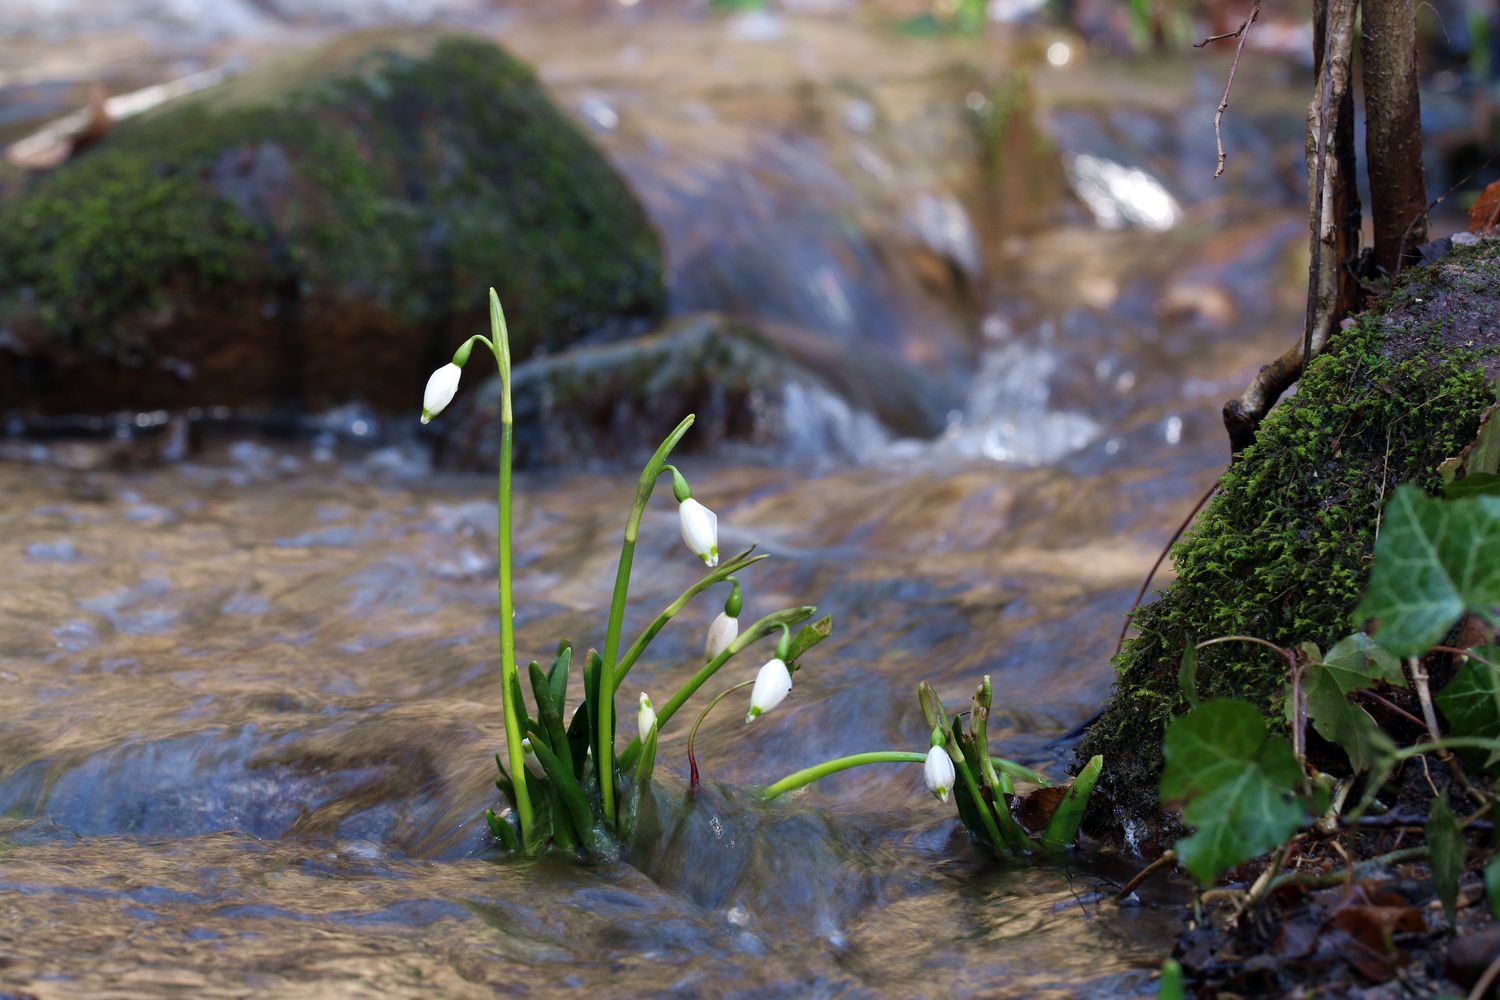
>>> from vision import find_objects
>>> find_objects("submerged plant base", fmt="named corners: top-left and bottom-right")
top-left (1079, 239), bottom-right (1500, 847)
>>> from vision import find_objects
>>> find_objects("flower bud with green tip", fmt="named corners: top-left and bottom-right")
top-left (745, 626), bottom-right (795, 723)
top-left (520, 737), bottom-right (546, 780)
top-left (419, 339), bottom-right (478, 425)
top-left (638, 692), bottom-right (657, 739)
top-left (924, 727), bottom-right (955, 803)
top-left (704, 579), bottom-right (742, 661)
top-left (668, 465), bottom-right (718, 567)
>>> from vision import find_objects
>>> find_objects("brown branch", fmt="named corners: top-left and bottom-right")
top-left (1115, 849), bottom-right (1177, 900)
top-left (1362, 0), bottom-right (1429, 275)
top-left (1202, 2), bottom-right (1262, 179)
top-left (1222, 0), bottom-right (1360, 452)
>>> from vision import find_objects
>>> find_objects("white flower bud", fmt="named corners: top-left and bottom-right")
top-left (924, 745), bottom-right (955, 803)
top-left (420, 363), bottom-right (462, 424)
top-left (704, 611), bottom-right (738, 662)
top-left (520, 737), bottom-right (546, 780)
top-left (638, 692), bottom-right (657, 739)
top-left (677, 498), bottom-right (718, 567)
top-left (745, 657), bottom-right (792, 723)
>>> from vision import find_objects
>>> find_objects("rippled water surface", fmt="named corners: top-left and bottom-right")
top-left (0, 4), bottom-right (1326, 995)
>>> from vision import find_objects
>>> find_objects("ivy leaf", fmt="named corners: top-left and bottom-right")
top-left (1322, 633), bottom-right (1405, 691)
top-left (1161, 700), bottom-right (1323, 885)
top-left (1296, 633), bottom-right (1403, 772)
top-left (1446, 473), bottom-right (1500, 500)
top-left (1354, 486), bottom-right (1500, 655)
top-left (1426, 789), bottom-right (1463, 928)
top-left (1302, 668), bottom-right (1395, 772)
top-left (1434, 647), bottom-right (1500, 771)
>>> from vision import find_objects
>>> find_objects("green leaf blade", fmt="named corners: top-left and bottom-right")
top-left (1355, 487), bottom-right (1500, 655)
top-left (1161, 700), bottom-right (1318, 885)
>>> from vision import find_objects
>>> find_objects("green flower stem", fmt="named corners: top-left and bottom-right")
top-left (488, 289), bottom-right (532, 847)
top-left (761, 751), bottom-right (928, 799)
top-left (953, 753), bottom-right (1016, 853)
top-left (760, 750), bottom-right (1052, 799)
top-left (616, 605), bottom-right (816, 771)
top-left (971, 677), bottom-right (1011, 796)
top-left (598, 414), bottom-right (696, 828)
top-left (611, 550), bottom-right (766, 693)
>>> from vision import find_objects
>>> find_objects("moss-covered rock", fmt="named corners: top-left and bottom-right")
top-left (0, 31), bottom-right (664, 415)
top-left (1078, 238), bottom-right (1500, 845)
top-left (435, 313), bottom-right (894, 469)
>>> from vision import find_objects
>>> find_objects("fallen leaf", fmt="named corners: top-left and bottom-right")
top-left (1471, 179), bottom-right (1500, 232)
top-left (1015, 784), bottom-right (1068, 833)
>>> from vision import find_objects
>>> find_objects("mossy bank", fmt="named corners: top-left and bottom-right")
top-left (1079, 238), bottom-right (1500, 846)
top-left (0, 31), bottom-right (664, 415)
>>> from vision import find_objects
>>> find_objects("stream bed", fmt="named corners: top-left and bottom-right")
top-left (0, 4), bottom-right (1324, 995)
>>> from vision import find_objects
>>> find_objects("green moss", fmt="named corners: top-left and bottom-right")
top-left (1079, 240), bottom-right (1500, 839)
top-left (0, 32), bottom-right (663, 401)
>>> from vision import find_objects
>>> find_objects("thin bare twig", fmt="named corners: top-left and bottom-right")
top-left (1470, 951), bottom-right (1500, 1000)
top-left (1114, 480), bottom-right (1220, 658)
top-left (1116, 850), bottom-right (1177, 901)
top-left (1201, 2), bottom-right (1262, 179)
top-left (1353, 688), bottom-right (1426, 729)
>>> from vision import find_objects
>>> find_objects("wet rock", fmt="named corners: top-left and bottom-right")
top-left (0, 31), bottom-right (664, 417)
top-left (434, 314), bottom-right (941, 469)
top-left (1446, 925), bottom-right (1500, 990)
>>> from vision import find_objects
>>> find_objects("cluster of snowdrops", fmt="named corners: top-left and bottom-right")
top-left (416, 290), bottom-right (1098, 860)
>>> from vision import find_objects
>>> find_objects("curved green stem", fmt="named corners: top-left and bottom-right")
top-left (617, 605), bottom-right (816, 771)
top-left (612, 550), bottom-right (766, 692)
top-left (489, 289), bottom-right (532, 846)
top-left (762, 751), bottom-right (928, 799)
top-left (598, 414), bottom-right (696, 828)
top-left (759, 750), bottom-right (1053, 800)
top-left (687, 679), bottom-right (755, 791)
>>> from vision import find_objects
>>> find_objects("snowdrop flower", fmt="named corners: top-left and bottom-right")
top-left (638, 692), bottom-right (657, 739)
top-left (678, 498), bottom-right (719, 567)
top-left (745, 657), bottom-right (792, 723)
top-left (520, 737), bottom-right (546, 780)
top-left (924, 744), bottom-right (955, 803)
top-left (705, 611), bottom-right (738, 662)
top-left (420, 363), bottom-right (462, 424)
top-left (667, 465), bottom-right (718, 567)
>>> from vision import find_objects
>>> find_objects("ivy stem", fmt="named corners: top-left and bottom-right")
top-left (686, 680), bottom-right (754, 793)
top-left (488, 290), bottom-right (532, 847)
top-left (598, 415), bottom-right (695, 829)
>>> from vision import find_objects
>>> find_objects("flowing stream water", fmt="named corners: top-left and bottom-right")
top-left (0, 5), bottom-right (1324, 995)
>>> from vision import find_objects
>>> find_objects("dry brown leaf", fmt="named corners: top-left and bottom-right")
top-left (1470, 179), bottom-right (1500, 232)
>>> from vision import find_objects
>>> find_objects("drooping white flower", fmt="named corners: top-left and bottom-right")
top-left (638, 692), bottom-right (657, 739)
top-left (745, 657), bottom-right (792, 723)
top-left (420, 363), bottom-right (462, 424)
top-left (704, 611), bottom-right (738, 662)
top-left (678, 497), bottom-right (719, 567)
top-left (520, 737), bottom-right (546, 780)
top-left (924, 744), bottom-right (955, 803)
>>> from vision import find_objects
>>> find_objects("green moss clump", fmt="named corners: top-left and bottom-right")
top-left (0, 32), bottom-right (664, 412)
top-left (1078, 240), bottom-right (1500, 841)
